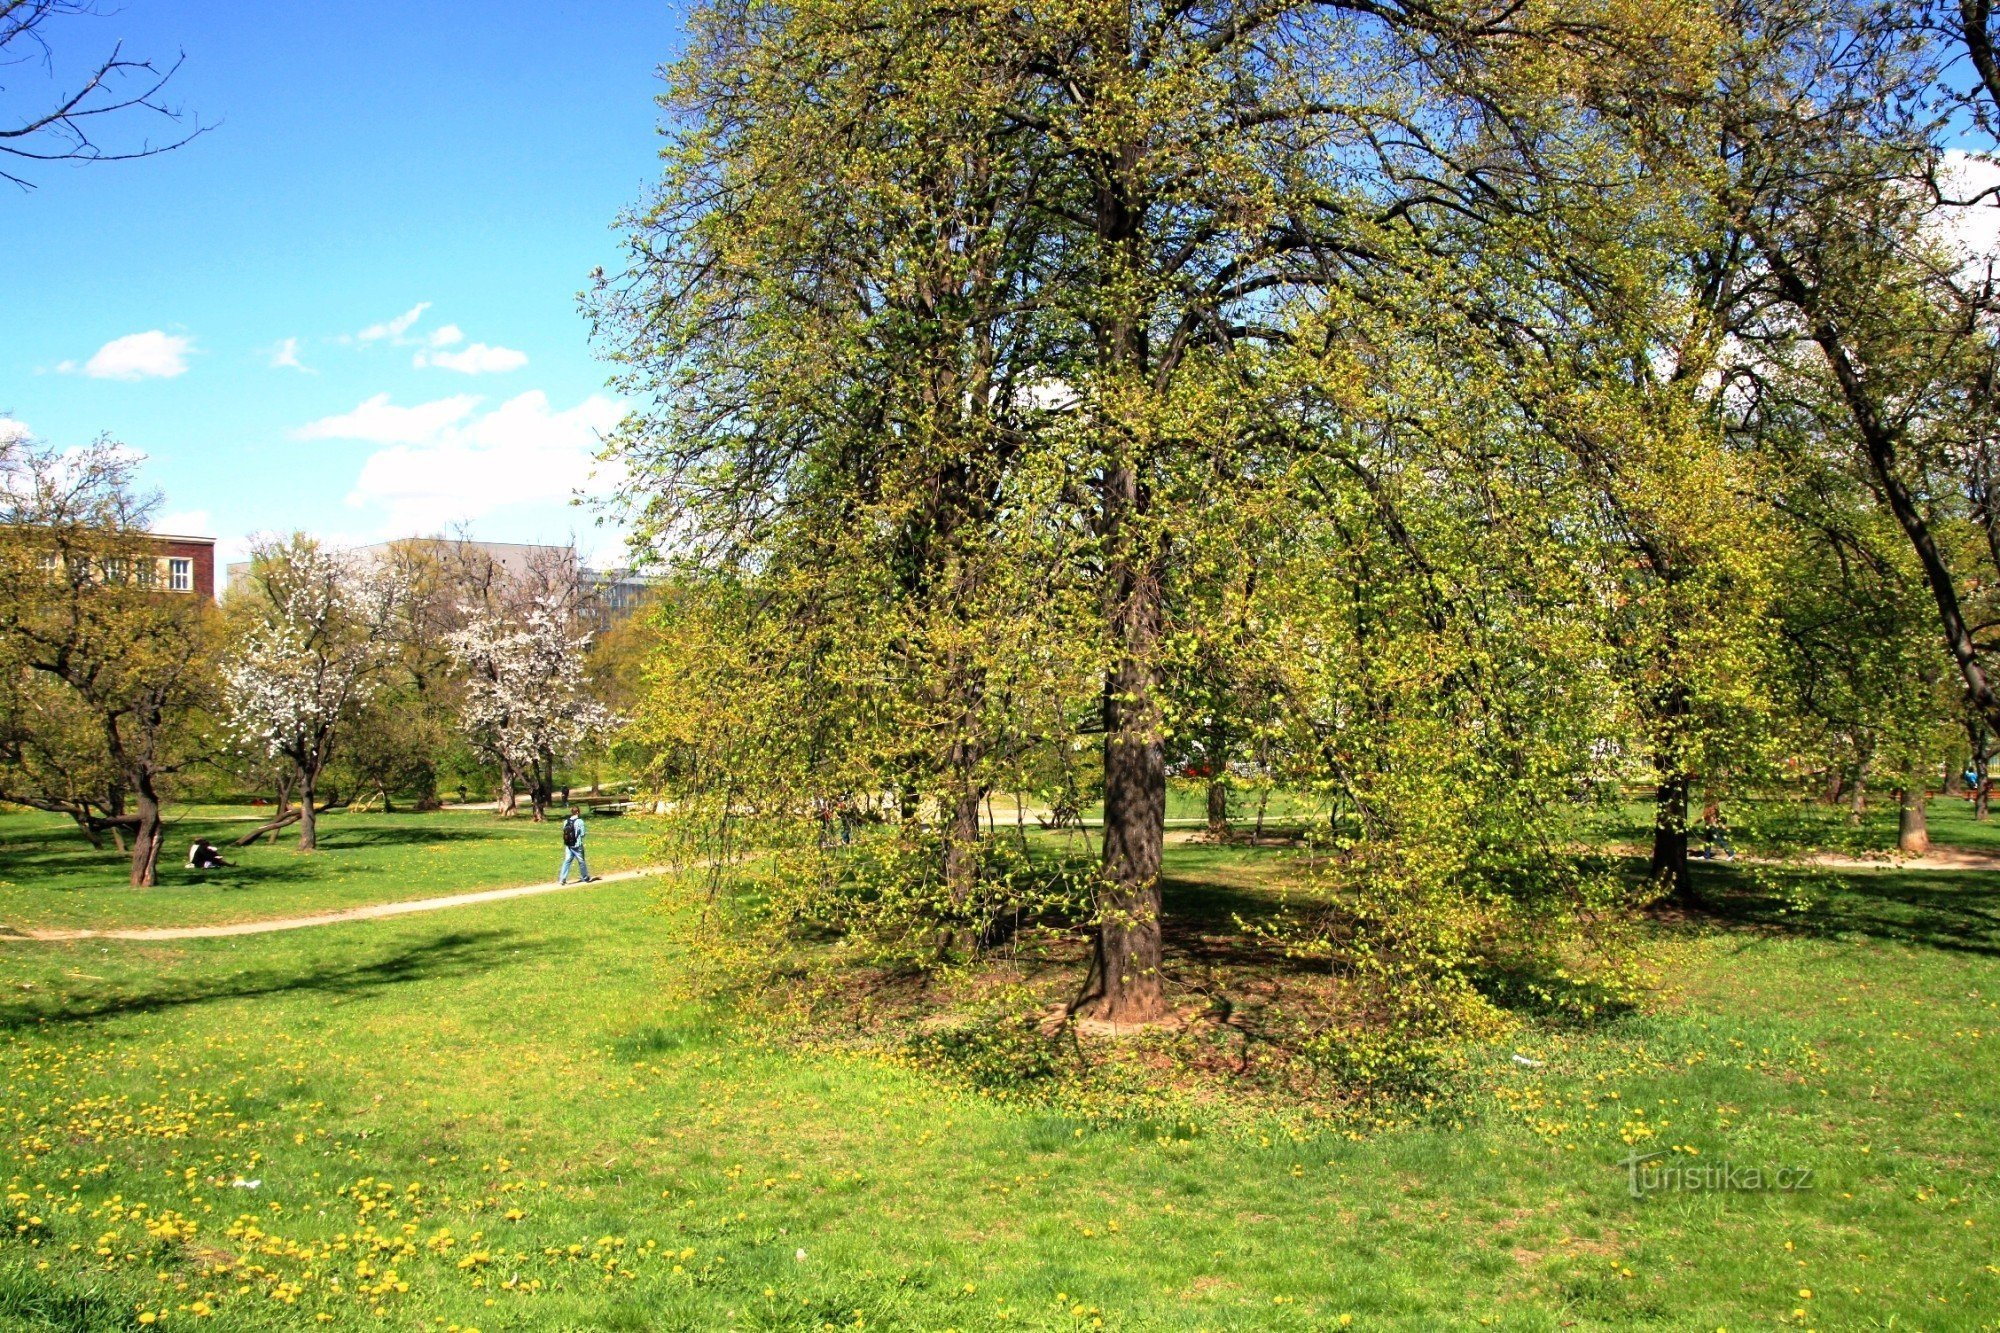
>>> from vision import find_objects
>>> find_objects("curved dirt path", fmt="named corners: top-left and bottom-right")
top-left (2, 865), bottom-right (669, 943)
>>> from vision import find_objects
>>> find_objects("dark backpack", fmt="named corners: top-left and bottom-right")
top-left (562, 817), bottom-right (579, 848)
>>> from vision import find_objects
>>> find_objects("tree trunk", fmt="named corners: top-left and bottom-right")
top-left (1974, 733), bottom-right (1992, 821)
top-left (232, 807), bottom-right (301, 846)
top-left (1821, 766), bottom-right (1846, 807)
top-left (943, 778), bottom-right (984, 910)
top-left (1849, 763), bottom-right (1868, 825)
top-left (378, 782), bottom-right (396, 814)
top-left (528, 758), bottom-right (550, 823)
top-left (298, 768), bottom-right (319, 851)
top-left (1898, 786), bottom-right (1930, 855)
top-left (941, 665), bottom-right (986, 916)
top-left (497, 762), bottom-right (518, 818)
top-left (1206, 778), bottom-right (1228, 839)
top-left (1650, 766), bottom-right (1691, 903)
top-left (128, 783), bottom-right (163, 887)
top-left (1079, 462), bottom-right (1169, 1026)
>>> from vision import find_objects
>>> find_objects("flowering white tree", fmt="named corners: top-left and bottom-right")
top-left (224, 538), bottom-right (400, 850)
top-left (448, 595), bottom-right (616, 821)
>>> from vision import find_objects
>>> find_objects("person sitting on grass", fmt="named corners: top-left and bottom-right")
top-left (559, 806), bottom-right (594, 885)
top-left (187, 837), bottom-right (230, 871)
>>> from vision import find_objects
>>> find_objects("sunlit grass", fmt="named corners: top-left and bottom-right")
top-left (1, 829), bottom-right (1995, 1329)
top-left (0, 809), bottom-right (659, 931)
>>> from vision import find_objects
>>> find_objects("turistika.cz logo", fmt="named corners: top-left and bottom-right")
top-left (1618, 1150), bottom-right (1816, 1199)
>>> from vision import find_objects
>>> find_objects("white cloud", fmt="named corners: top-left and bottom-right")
top-left (427, 324), bottom-right (464, 348)
top-left (153, 509), bottom-right (214, 537)
top-left (295, 392), bottom-right (481, 445)
top-left (357, 302), bottom-right (431, 343)
top-left (267, 337), bottom-right (313, 373)
top-left (66, 330), bottom-right (193, 381)
top-left (309, 390), bottom-right (625, 533)
top-left (0, 418), bottom-right (31, 446)
top-left (413, 342), bottom-right (528, 375)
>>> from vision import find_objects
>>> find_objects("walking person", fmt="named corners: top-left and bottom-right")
top-left (558, 805), bottom-right (594, 884)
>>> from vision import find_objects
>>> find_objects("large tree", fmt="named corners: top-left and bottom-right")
top-left (602, 0), bottom-right (1691, 1023)
top-left (0, 436), bottom-right (217, 884)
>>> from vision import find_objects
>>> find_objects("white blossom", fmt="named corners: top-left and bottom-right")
top-left (447, 595), bottom-right (616, 780)
top-left (223, 544), bottom-right (401, 774)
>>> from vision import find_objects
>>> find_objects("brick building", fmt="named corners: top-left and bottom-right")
top-left (144, 533), bottom-right (217, 601)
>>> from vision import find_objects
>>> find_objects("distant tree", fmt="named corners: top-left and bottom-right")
top-left (223, 537), bottom-right (399, 850)
top-left (448, 596), bottom-right (615, 822)
top-left (1, 0), bottom-right (206, 192)
top-left (0, 435), bottom-right (218, 884)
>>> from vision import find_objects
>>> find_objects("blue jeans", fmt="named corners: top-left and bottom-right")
top-left (560, 846), bottom-right (590, 883)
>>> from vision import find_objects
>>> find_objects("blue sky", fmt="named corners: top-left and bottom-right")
top-left (0, 1), bottom-right (687, 575)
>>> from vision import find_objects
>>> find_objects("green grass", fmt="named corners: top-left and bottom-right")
top-left (0, 808), bottom-right (658, 931)
top-left (1590, 791), bottom-right (2000, 858)
top-left (1, 818), bottom-right (1996, 1330)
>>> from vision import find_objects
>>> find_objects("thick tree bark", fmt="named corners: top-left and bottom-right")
top-left (943, 774), bottom-right (984, 909)
top-left (1079, 458), bottom-right (1169, 1025)
top-left (128, 783), bottom-right (163, 887)
top-left (1898, 786), bottom-right (1930, 855)
top-left (1650, 767), bottom-right (1691, 902)
top-left (497, 762), bottom-right (518, 818)
top-left (528, 757), bottom-right (552, 823)
top-left (1648, 677), bottom-right (1693, 902)
top-left (1206, 778), bottom-right (1229, 838)
top-left (941, 658), bottom-right (987, 915)
top-left (1972, 728), bottom-right (1993, 821)
top-left (298, 767), bottom-right (319, 851)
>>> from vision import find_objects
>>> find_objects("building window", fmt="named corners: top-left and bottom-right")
top-left (169, 557), bottom-right (192, 592)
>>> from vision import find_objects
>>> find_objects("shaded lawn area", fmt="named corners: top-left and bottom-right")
top-left (0, 808), bottom-right (659, 932)
top-left (1591, 790), bottom-right (2000, 858)
top-left (1, 847), bottom-right (1995, 1329)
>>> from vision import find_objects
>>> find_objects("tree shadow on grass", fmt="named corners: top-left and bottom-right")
top-left (0, 929), bottom-right (545, 1031)
top-left (1157, 871), bottom-right (1336, 978)
top-left (1684, 861), bottom-right (2000, 958)
top-left (0, 822), bottom-right (531, 900)
top-left (312, 825), bottom-right (505, 851)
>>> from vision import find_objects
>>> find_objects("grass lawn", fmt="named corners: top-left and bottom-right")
top-left (0, 809), bottom-right (660, 932)
top-left (2, 815), bottom-right (1997, 1330)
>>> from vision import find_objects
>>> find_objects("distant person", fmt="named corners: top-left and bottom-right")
top-left (1697, 799), bottom-right (1735, 861)
top-left (559, 806), bottom-right (593, 885)
top-left (187, 838), bottom-right (229, 871)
